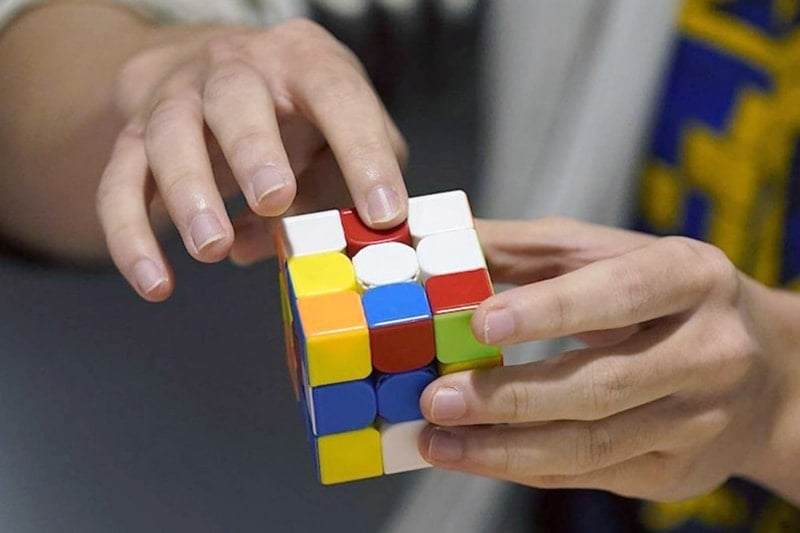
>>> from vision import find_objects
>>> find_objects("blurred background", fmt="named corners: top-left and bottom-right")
top-left (0, 1), bottom-right (489, 532)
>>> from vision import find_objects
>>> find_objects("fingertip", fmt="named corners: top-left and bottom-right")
top-left (363, 184), bottom-right (407, 229)
top-left (419, 381), bottom-right (437, 421)
top-left (130, 257), bottom-right (173, 302)
top-left (186, 211), bottom-right (235, 263)
top-left (417, 423), bottom-right (437, 459)
top-left (472, 301), bottom-right (516, 345)
top-left (250, 166), bottom-right (297, 217)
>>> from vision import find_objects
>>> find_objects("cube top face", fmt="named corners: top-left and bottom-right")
top-left (407, 190), bottom-right (473, 243)
top-left (416, 228), bottom-right (487, 280)
top-left (426, 269), bottom-right (494, 314)
top-left (281, 210), bottom-right (346, 257)
top-left (353, 243), bottom-right (419, 290)
top-left (362, 283), bottom-right (432, 328)
top-left (287, 252), bottom-right (357, 298)
top-left (340, 208), bottom-right (412, 256)
top-left (297, 291), bottom-right (367, 337)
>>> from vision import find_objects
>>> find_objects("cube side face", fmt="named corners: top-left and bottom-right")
top-left (434, 310), bottom-right (501, 364)
top-left (341, 208), bottom-right (412, 256)
top-left (317, 427), bottom-right (383, 485)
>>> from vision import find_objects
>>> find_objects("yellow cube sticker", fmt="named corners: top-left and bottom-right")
top-left (318, 427), bottom-right (383, 485)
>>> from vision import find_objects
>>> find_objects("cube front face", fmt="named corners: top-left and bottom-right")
top-left (278, 190), bottom-right (503, 485)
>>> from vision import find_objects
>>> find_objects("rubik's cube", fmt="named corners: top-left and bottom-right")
top-left (276, 190), bottom-right (502, 485)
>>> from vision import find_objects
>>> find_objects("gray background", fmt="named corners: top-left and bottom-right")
top-left (0, 6), bottom-right (485, 533)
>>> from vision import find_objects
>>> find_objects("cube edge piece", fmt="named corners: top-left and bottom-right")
top-left (281, 209), bottom-right (347, 258)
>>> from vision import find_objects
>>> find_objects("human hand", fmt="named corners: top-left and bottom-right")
top-left (419, 218), bottom-right (800, 502)
top-left (96, 19), bottom-right (408, 301)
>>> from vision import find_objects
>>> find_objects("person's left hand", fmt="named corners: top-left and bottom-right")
top-left (419, 218), bottom-right (800, 503)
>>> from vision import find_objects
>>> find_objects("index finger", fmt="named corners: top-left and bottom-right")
top-left (288, 57), bottom-right (408, 229)
top-left (473, 236), bottom-right (732, 345)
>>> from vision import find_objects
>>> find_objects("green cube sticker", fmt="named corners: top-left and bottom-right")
top-left (434, 310), bottom-right (500, 364)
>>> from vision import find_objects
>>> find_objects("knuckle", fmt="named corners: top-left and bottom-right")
top-left (343, 137), bottom-right (387, 167)
top-left (610, 260), bottom-right (650, 319)
top-left (693, 408), bottom-right (731, 441)
top-left (204, 34), bottom-right (251, 65)
top-left (505, 381), bottom-right (534, 421)
top-left (306, 65), bottom-right (371, 104)
top-left (147, 96), bottom-right (201, 138)
top-left (493, 432), bottom-right (518, 477)
top-left (116, 121), bottom-right (146, 143)
top-left (227, 129), bottom-right (274, 171)
top-left (574, 424), bottom-right (614, 473)
top-left (582, 359), bottom-right (632, 417)
top-left (661, 236), bottom-right (738, 295)
top-left (720, 323), bottom-right (758, 365)
top-left (160, 168), bottom-right (202, 206)
top-left (543, 289), bottom-right (574, 334)
top-left (702, 320), bottom-right (760, 386)
top-left (203, 60), bottom-right (259, 103)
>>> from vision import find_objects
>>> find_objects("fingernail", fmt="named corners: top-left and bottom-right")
top-left (367, 185), bottom-right (402, 224)
top-left (132, 258), bottom-right (167, 295)
top-left (190, 212), bottom-right (225, 252)
top-left (431, 387), bottom-right (466, 421)
top-left (252, 166), bottom-right (288, 205)
top-left (428, 429), bottom-right (463, 463)
top-left (484, 308), bottom-right (515, 343)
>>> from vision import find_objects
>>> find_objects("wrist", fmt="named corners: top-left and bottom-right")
top-left (738, 281), bottom-right (800, 504)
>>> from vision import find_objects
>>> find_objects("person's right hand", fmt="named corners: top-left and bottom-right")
top-left (96, 18), bottom-right (408, 302)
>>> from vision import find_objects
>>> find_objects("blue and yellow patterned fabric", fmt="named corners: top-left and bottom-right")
top-left (535, 1), bottom-right (800, 531)
top-left (634, 0), bottom-right (800, 529)
top-left (639, 0), bottom-right (800, 290)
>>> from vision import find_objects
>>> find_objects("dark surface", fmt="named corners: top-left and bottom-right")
top-left (0, 7), bottom-right (484, 533)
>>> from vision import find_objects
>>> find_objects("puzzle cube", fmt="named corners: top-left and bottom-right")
top-left (278, 190), bottom-right (503, 485)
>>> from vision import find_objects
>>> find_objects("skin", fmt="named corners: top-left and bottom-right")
top-left (420, 218), bottom-right (800, 506)
top-left (1, 0), bottom-right (797, 511)
top-left (0, 0), bottom-right (408, 300)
